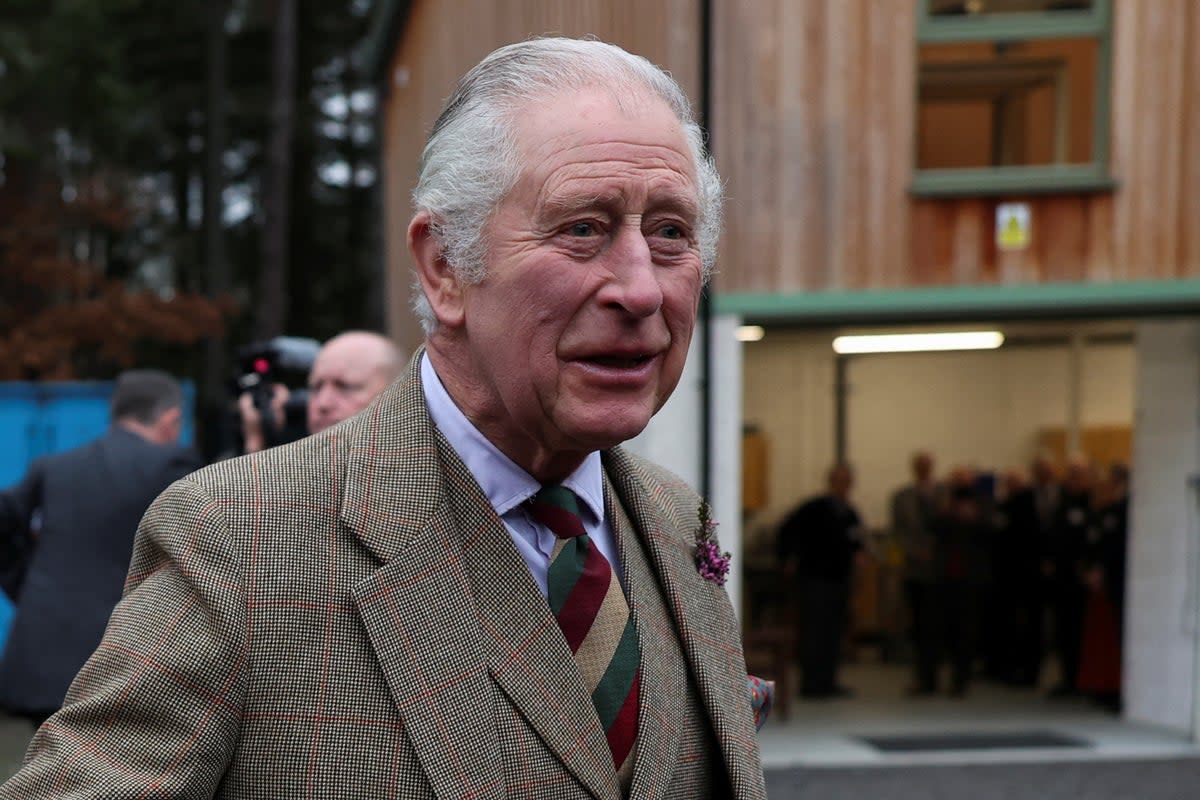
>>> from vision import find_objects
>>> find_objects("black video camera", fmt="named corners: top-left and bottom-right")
top-left (233, 336), bottom-right (321, 449)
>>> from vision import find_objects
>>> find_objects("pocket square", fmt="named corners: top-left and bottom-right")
top-left (747, 674), bottom-right (774, 731)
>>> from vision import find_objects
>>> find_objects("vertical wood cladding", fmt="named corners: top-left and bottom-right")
top-left (712, 0), bottom-right (915, 295)
top-left (711, 0), bottom-right (1200, 295)
top-left (378, 0), bottom-right (1200, 334)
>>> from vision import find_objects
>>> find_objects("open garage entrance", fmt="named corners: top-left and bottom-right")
top-left (735, 316), bottom-right (1200, 766)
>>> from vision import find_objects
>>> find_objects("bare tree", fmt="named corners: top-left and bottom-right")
top-left (204, 0), bottom-right (230, 411)
top-left (257, 0), bottom-right (297, 338)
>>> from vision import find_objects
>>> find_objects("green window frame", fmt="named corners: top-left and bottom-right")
top-left (912, 0), bottom-right (1115, 197)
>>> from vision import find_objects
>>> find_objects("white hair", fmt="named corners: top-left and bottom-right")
top-left (410, 37), bottom-right (724, 333)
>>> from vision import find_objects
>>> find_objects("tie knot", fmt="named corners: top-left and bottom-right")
top-left (527, 485), bottom-right (587, 540)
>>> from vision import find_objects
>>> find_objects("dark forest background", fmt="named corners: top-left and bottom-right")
top-left (0, 0), bottom-right (387, 456)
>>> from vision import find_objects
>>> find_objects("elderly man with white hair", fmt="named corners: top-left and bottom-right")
top-left (0, 38), bottom-right (769, 800)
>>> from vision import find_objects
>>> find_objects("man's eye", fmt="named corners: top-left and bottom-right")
top-left (658, 224), bottom-right (684, 240)
top-left (568, 221), bottom-right (597, 237)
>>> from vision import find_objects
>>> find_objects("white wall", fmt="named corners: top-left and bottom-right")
top-left (741, 330), bottom-right (839, 550)
top-left (846, 342), bottom-right (1135, 525)
top-left (742, 334), bottom-right (1135, 533)
top-left (1124, 320), bottom-right (1199, 735)
top-left (625, 315), bottom-right (745, 616)
top-left (625, 329), bottom-right (703, 491)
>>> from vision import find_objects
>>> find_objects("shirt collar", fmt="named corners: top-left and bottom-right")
top-left (420, 352), bottom-right (604, 522)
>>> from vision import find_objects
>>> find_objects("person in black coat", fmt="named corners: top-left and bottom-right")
top-left (777, 464), bottom-right (863, 699)
top-left (0, 370), bottom-right (201, 725)
top-left (991, 469), bottom-right (1047, 687)
top-left (930, 480), bottom-right (994, 697)
top-left (1046, 456), bottom-right (1093, 697)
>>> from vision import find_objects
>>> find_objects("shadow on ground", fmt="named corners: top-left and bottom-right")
top-left (766, 758), bottom-right (1200, 800)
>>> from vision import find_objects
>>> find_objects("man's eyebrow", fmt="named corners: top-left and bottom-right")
top-left (540, 191), bottom-right (623, 217)
top-left (650, 194), bottom-right (700, 219)
top-left (539, 190), bottom-right (699, 219)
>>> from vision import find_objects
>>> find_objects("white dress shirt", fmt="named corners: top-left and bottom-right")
top-left (420, 353), bottom-right (625, 596)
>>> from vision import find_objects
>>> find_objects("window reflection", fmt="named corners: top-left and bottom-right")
top-left (916, 37), bottom-right (1097, 169)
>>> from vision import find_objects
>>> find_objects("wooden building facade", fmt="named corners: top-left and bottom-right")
top-left (367, 0), bottom-right (1200, 341)
top-left (712, 0), bottom-right (1200, 324)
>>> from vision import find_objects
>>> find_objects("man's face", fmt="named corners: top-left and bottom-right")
top-left (440, 89), bottom-right (704, 476)
top-left (306, 338), bottom-right (394, 434)
top-left (913, 453), bottom-right (934, 483)
top-left (829, 466), bottom-right (854, 498)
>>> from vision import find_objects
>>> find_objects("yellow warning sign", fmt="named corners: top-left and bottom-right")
top-left (996, 203), bottom-right (1031, 251)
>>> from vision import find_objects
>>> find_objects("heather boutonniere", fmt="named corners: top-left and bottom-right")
top-left (694, 499), bottom-right (731, 586)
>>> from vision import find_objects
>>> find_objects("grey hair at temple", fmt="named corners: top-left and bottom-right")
top-left (410, 36), bottom-right (724, 334)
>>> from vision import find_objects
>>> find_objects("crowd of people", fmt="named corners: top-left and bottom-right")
top-left (893, 452), bottom-right (1129, 708)
top-left (777, 452), bottom-right (1130, 710)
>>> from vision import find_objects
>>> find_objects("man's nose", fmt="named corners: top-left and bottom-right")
top-left (600, 225), bottom-right (663, 317)
top-left (310, 384), bottom-right (334, 409)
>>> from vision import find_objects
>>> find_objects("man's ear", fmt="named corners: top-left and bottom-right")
top-left (155, 406), bottom-right (183, 444)
top-left (408, 211), bottom-right (466, 329)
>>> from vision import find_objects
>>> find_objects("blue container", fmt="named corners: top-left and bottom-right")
top-left (0, 381), bottom-right (195, 488)
top-left (0, 591), bottom-right (13, 660)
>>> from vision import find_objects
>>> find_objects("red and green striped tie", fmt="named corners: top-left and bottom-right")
top-left (527, 485), bottom-right (639, 788)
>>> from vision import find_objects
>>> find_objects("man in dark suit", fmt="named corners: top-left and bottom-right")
top-left (992, 454), bottom-right (1062, 688)
top-left (779, 463), bottom-right (863, 699)
top-left (1047, 456), bottom-right (1094, 697)
top-left (1, 39), bottom-right (768, 799)
top-left (0, 370), bottom-right (199, 725)
top-left (991, 468), bottom-right (1045, 686)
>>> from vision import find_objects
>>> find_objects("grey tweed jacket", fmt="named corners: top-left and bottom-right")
top-left (0, 355), bottom-right (766, 799)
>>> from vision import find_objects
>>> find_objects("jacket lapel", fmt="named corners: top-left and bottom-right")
top-left (342, 356), bottom-right (506, 800)
top-left (351, 512), bottom-right (506, 800)
top-left (437, 431), bottom-right (620, 800)
top-left (341, 352), bottom-right (617, 800)
top-left (603, 448), bottom-right (764, 796)
top-left (605, 481), bottom-right (683, 800)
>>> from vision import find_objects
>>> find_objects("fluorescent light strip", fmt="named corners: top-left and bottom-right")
top-left (832, 331), bottom-right (1005, 354)
top-left (736, 325), bottom-right (765, 342)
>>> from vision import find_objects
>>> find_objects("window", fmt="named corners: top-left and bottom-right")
top-left (913, 0), bottom-right (1113, 196)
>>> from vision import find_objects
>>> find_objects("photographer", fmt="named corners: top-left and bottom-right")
top-left (239, 331), bottom-right (405, 453)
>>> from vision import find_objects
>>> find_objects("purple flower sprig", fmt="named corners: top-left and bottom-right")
top-left (694, 499), bottom-right (731, 586)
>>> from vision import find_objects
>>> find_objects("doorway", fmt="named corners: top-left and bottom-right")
top-left (737, 317), bottom-right (1198, 764)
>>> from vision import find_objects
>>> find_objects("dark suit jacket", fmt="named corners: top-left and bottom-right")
top-left (994, 489), bottom-right (1046, 586)
top-left (891, 484), bottom-right (941, 583)
top-left (778, 494), bottom-right (862, 582)
top-left (0, 355), bottom-right (767, 799)
top-left (1050, 490), bottom-right (1091, 592)
top-left (0, 427), bottom-right (200, 713)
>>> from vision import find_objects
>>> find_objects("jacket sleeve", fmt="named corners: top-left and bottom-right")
top-left (0, 461), bottom-right (44, 594)
top-left (0, 478), bottom-right (247, 799)
top-left (0, 462), bottom-right (43, 535)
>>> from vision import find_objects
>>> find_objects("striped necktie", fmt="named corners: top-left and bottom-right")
top-left (527, 485), bottom-right (639, 788)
